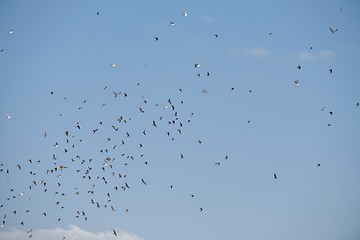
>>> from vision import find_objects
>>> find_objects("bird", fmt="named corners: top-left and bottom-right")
top-left (154, 37), bottom-right (159, 41)
top-left (273, 173), bottom-right (278, 179)
top-left (8, 30), bottom-right (14, 34)
top-left (268, 32), bottom-right (273, 36)
top-left (170, 21), bottom-right (175, 26)
top-left (294, 79), bottom-right (300, 85)
top-left (329, 68), bottom-right (333, 74)
top-left (199, 207), bottom-right (203, 212)
top-left (110, 63), bottom-right (117, 67)
top-left (214, 34), bottom-right (219, 38)
top-left (113, 229), bottom-right (117, 237)
top-left (329, 27), bottom-right (338, 34)
top-left (297, 65), bottom-right (301, 70)
top-left (5, 114), bottom-right (11, 119)
top-left (96, 11), bottom-right (100, 15)
top-left (182, 9), bottom-right (188, 17)
top-left (329, 111), bottom-right (333, 115)
top-left (194, 63), bottom-right (200, 68)
top-left (317, 163), bottom-right (321, 167)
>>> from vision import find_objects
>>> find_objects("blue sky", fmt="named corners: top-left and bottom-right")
top-left (1, 1), bottom-right (360, 240)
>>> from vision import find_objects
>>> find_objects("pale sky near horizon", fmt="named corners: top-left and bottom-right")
top-left (1, 1), bottom-right (360, 240)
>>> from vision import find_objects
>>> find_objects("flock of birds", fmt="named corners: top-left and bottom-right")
top-left (1, 6), bottom-right (359, 240)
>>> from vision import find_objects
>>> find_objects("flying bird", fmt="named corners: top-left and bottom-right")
top-left (297, 65), bottom-right (301, 70)
top-left (182, 9), bottom-right (188, 17)
top-left (294, 79), bottom-right (300, 85)
top-left (273, 173), bottom-right (278, 179)
top-left (170, 21), bottom-right (175, 26)
top-left (329, 27), bottom-right (338, 34)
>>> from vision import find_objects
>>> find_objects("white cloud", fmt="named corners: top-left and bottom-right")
top-left (296, 51), bottom-right (314, 61)
top-left (242, 48), bottom-right (271, 58)
top-left (318, 49), bottom-right (335, 58)
top-left (0, 225), bottom-right (144, 240)
top-left (201, 15), bottom-right (215, 24)
top-left (297, 49), bottom-right (335, 61)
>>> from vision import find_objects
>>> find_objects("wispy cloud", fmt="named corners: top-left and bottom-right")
top-left (241, 48), bottom-right (271, 58)
top-left (296, 49), bottom-right (335, 61)
top-left (0, 225), bottom-right (144, 240)
top-left (201, 15), bottom-right (215, 24)
top-left (227, 47), bottom-right (271, 58)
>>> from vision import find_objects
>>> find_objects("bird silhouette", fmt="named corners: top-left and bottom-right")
top-left (329, 27), bottom-right (338, 34)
